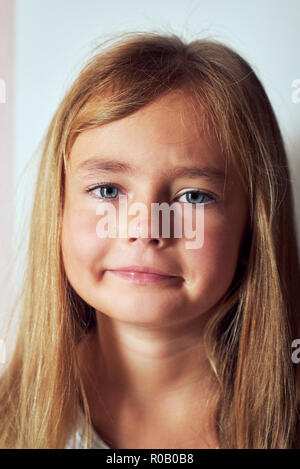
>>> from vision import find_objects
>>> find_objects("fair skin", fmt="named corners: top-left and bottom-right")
top-left (62, 91), bottom-right (249, 449)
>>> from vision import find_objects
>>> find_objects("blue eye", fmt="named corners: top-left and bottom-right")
top-left (177, 191), bottom-right (215, 205)
top-left (87, 184), bottom-right (121, 200)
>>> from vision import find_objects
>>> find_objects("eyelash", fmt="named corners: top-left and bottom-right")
top-left (86, 182), bottom-right (217, 205)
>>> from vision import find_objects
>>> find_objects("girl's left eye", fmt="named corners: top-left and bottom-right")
top-left (177, 190), bottom-right (216, 205)
top-left (86, 184), bottom-right (216, 205)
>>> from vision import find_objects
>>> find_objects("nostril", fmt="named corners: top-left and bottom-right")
top-left (128, 237), bottom-right (162, 248)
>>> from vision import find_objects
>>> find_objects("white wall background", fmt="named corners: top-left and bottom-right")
top-left (14, 0), bottom-right (300, 244)
top-left (0, 0), bottom-right (14, 364)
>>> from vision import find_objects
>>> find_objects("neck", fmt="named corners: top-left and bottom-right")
top-left (78, 310), bottom-right (219, 413)
top-left (77, 311), bottom-right (220, 448)
top-left (97, 312), bottom-right (215, 397)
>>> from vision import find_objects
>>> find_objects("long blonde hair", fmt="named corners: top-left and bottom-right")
top-left (0, 31), bottom-right (299, 448)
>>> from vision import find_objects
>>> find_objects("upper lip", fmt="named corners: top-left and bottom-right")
top-left (107, 265), bottom-right (180, 277)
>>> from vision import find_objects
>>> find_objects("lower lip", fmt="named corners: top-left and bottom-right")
top-left (106, 270), bottom-right (181, 285)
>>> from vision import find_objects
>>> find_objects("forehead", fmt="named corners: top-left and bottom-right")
top-left (68, 91), bottom-right (226, 175)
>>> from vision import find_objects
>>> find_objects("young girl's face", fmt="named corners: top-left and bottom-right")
top-left (62, 91), bottom-right (249, 328)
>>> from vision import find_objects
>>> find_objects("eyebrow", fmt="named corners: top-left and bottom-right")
top-left (75, 157), bottom-right (226, 185)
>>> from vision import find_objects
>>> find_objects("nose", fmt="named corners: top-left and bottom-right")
top-left (124, 191), bottom-right (175, 248)
top-left (127, 202), bottom-right (164, 248)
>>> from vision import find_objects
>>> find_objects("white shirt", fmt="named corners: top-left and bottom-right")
top-left (65, 408), bottom-right (111, 449)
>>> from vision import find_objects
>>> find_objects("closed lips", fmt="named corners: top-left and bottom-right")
top-left (107, 265), bottom-right (180, 277)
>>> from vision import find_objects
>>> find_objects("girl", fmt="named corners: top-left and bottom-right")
top-left (0, 31), bottom-right (299, 449)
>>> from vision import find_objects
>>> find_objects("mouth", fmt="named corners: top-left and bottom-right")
top-left (105, 267), bottom-right (182, 285)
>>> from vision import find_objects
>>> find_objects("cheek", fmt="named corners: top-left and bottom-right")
top-left (183, 213), bottom-right (245, 304)
top-left (61, 206), bottom-right (110, 280)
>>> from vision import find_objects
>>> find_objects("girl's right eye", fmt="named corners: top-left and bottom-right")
top-left (86, 183), bottom-right (122, 200)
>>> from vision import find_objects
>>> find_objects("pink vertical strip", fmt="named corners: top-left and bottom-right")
top-left (0, 0), bottom-right (15, 338)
